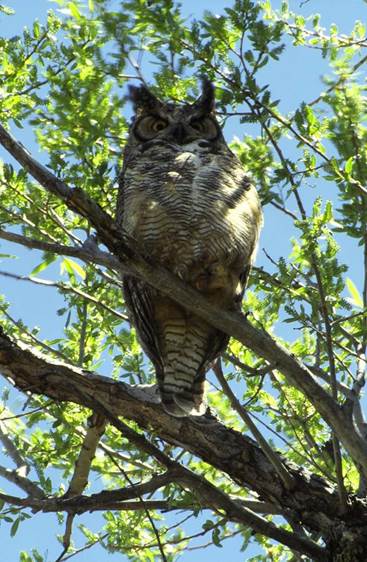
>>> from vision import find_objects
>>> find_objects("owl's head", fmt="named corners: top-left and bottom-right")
top-left (127, 78), bottom-right (224, 148)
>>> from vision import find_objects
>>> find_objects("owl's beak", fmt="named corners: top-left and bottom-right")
top-left (168, 123), bottom-right (191, 145)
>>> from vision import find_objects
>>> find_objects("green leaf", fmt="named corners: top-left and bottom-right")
top-left (33, 20), bottom-right (40, 39)
top-left (324, 200), bottom-right (333, 222)
top-left (61, 258), bottom-right (86, 280)
top-left (346, 278), bottom-right (363, 309)
top-left (0, 4), bottom-right (15, 15)
top-left (10, 517), bottom-right (20, 537)
top-left (31, 255), bottom-right (57, 276)
top-left (68, 2), bottom-right (81, 19)
top-left (212, 528), bottom-right (223, 547)
top-left (344, 156), bottom-right (354, 175)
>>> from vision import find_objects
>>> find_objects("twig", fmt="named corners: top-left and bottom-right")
top-left (0, 419), bottom-right (28, 469)
top-left (102, 448), bottom-right (169, 562)
top-left (213, 360), bottom-right (295, 491)
top-left (0, 269), bottom-right (127, 321)
top-left (0, 229), bottom-right (118, 270)
top-left (0, 465), bottom-right (44, 498)
top-left (0, 419), bottom-right (45, 498)
top-left (0, 306), bottom-right (70, 362)
top-left (308, 53), bottom-right (367, 107)
top-left (59, 533), bottom-right (109, 561)
top-left (258, 112), bottom-right (350, 503)
top-left (223, 352), bottom-right (270, 376)
top-left (55, 515), bottom-right (74, 562)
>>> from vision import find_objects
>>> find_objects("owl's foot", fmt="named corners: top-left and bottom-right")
top-left (161, 396), bottom-right (187, 417)
top-left (161, 391), bottom-right (207, 417)
top-left (174, 394), bottom-right (207, 416)
top-left (194, 263), bottom-right (228, 291)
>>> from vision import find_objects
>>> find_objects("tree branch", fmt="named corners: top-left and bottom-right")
top-left (0, 465), bottom-right (44, 498)
top-left (0, 270), bottom-right (127, 321)
top-left (0, 229), bottom-right (117, 270)
top-left (213, 360), bottom-right (295, 491)
top-left (65, 413), bottom-right (106, 498)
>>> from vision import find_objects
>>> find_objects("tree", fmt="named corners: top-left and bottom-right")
top-left (0, 0), bottom-right (367, 560)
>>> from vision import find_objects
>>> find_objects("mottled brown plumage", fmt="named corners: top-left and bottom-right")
top-left (117, 79), bottom-right (262, 416)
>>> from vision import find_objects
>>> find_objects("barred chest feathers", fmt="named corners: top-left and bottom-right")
top-left (122, 141), bottom-right (261, 279)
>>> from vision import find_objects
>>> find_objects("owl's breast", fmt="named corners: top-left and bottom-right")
top-left (122, 143), bottom-right (262, 276)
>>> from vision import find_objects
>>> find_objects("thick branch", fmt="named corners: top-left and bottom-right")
top-left (0, 488), bottom-right (324, 560)
top-left (67, 394), bottom-right (327, 560)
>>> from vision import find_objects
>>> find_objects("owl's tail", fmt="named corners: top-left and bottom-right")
top-left (161, 372), bottom-right (207, 417)
top-left (160, 317), bottom-right (209, 417)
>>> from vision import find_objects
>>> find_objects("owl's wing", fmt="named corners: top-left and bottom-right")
top-left (116, 141), bottom-right (139, 227)
top-left (117, 143), bottom-right (166, 382)
top-left (116, 152), bottom-right (128, 228)
top-left (123, 276), bottom-right (164, 379)
top-left (202, 265), bottom-right (252, 368)
top-left (232, 262), bottom-right (255, 314)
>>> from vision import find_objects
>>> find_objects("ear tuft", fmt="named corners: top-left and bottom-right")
top-left (128, 84), bottom-right (162, 113)
top-left (194, 76), bottom-right (215, 114)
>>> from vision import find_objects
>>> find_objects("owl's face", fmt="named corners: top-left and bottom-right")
top-left (127, 79), bottom-right (225, 149)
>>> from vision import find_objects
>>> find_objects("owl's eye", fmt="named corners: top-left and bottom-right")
top-left (189, 117), bottom-right (218, 140)
top-left (135, 115), bottom-right (168, 140)
top-left (151, 119), bottom-right (168, 132)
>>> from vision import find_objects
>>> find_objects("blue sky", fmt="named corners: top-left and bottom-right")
top-left (1, 0), bottom-right (367, 561)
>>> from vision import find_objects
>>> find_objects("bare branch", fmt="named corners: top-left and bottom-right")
top-left (0, 269), bottom-right (127, 321)
top-left (0, 419), bottom-right (27, 470)
top-left (214, 360), bottom-right (295, 491)
top-left (0, 229), bottom-right (117, 270)
top-left (0, 418), bottom-right (44, 497)
top-left (65, 413), bottom-right (106, 497)
top-left (0, 465), bottom-right (44, 498)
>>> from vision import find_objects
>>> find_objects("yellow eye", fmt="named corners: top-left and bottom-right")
top-left (190, 117), bottom-right (218, 139)
top-left (152, 119), bottom-right (167, 132)
top-left (135, 115), bottom-right (168, 140)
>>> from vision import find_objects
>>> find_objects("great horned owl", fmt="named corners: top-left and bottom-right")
top-left (117, 79), bottom-right (262, 417)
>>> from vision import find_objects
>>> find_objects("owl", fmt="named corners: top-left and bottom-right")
top-left (117, 78), bottom-right (262, 417)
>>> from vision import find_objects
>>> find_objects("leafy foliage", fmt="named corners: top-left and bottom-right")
top-left (0, 0), bottom-right (367, 560)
